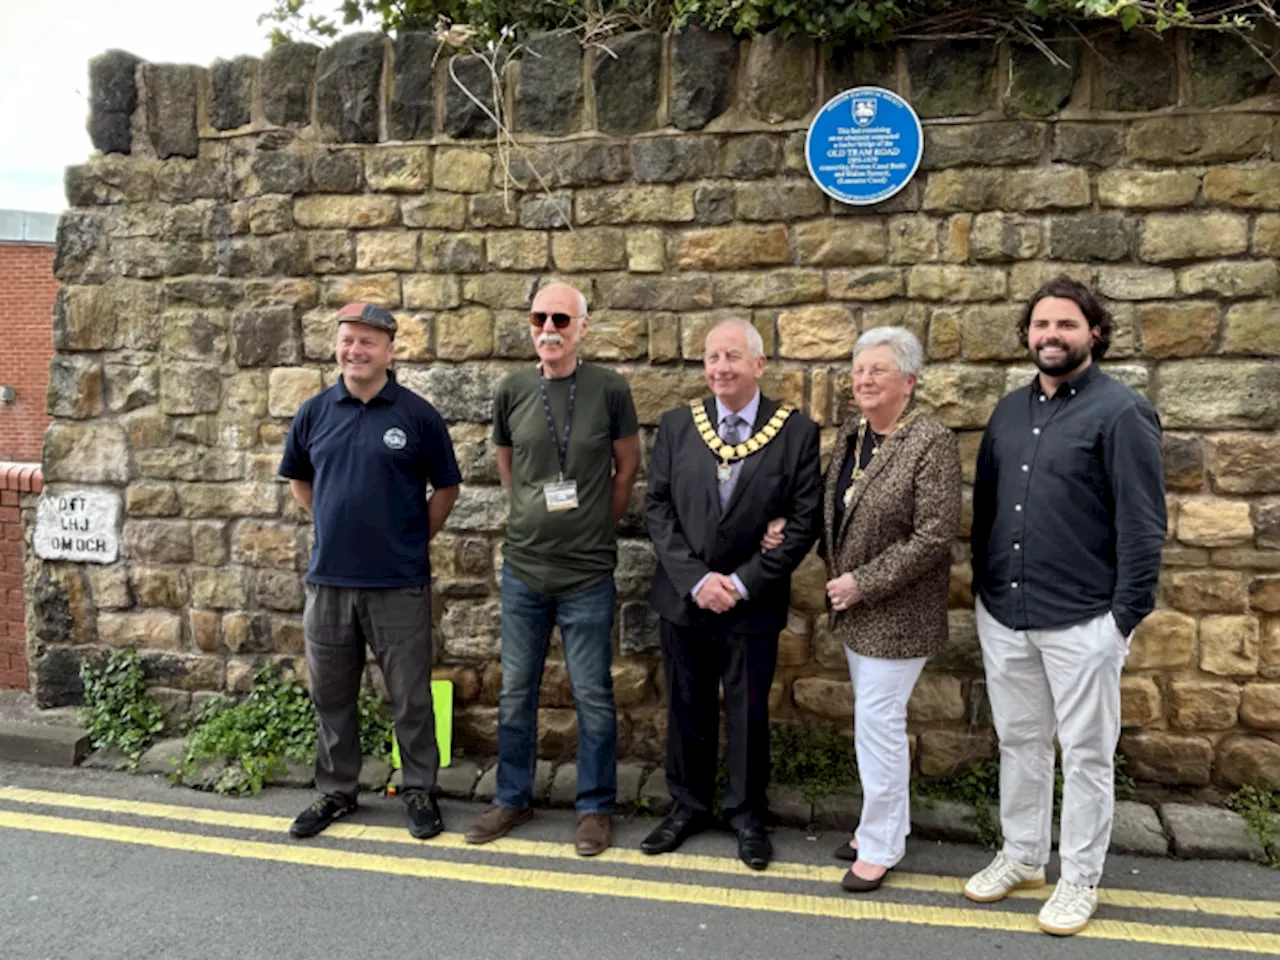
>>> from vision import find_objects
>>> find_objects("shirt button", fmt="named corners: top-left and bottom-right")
top-left (1014, 543), bottom-right (1021, 551)
top-left (1039, 396), bottom-right (1046, 403)
top-left (1033, 428), bottom-right (1041, 436)
top-left (1011, 582), bottom-right (1019, 589)
top-left (1015, 504), bottom-right (1022, 512)
top-left (1021, 464), bottom-right (1029, 472)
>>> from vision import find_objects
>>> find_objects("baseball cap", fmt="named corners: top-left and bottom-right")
top-left (337, 302), bottom-right (397, 336)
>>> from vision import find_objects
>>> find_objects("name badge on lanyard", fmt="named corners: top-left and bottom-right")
top-left (543, 479), bottom-right (579, 511)
top-left (540, 363), bottom-right (579, 512)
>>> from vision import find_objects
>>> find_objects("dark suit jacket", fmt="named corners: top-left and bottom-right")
top-left (645, 394), bottom-right (822, 635)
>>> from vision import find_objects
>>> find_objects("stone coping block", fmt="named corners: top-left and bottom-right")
top-left (0, 721), bottom-right (90, 767)
top-left (1161, 802), bottom-right (1267, 861)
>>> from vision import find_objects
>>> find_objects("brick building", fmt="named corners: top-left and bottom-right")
top-left (0, 208), bottom-right (58, 690)
top-left (0, 209), bottom-right (58, 462)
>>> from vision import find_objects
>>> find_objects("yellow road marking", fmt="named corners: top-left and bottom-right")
top-left (1, 808), bottom-right (1278, 954)
top-left (1, 786), bottom-right (1276, 922)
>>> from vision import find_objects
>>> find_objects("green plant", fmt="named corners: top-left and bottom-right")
top-left (928, 758), bottom-right (1004, 848)
top-left (77, 649), bottom-right (166, 769)
top-left (175, 665), bottom-right (396, 795)
top-left (1225, 784), bottom-right (1280, 868)
top-left (258, 0), bottom-right (1277, 59)
top-left (1114, 750), bottom-right (1137, 801)
top-left (921, 751), bottom-right (1146, 850)
top-left (769, 722), bottom-right (860, 803)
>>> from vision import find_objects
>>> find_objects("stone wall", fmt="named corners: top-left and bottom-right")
top-left (33, 26), bottom-right (1280, 787)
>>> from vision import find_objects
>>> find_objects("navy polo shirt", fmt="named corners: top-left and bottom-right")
top-left (279, 372), bottom-right (462, 588)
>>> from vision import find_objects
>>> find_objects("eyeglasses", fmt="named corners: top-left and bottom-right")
top-left (530, 312), bottom-right (581, 329)
top-left (852, 366), bottom-right (902, 382)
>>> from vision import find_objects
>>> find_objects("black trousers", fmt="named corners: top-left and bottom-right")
top-left (660, 618), bottom-right (779, 830)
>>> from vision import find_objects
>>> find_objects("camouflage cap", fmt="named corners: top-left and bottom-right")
top-left (337, 302), bottom-right (397, 336)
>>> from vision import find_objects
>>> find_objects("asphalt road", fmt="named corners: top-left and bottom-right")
top-left (1, 761), bottom-right (1277, 960)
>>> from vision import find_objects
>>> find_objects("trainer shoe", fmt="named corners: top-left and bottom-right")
top-left (962, 851), bottom-right (1046, 903)
top-left (289, 793), bottom-right (357, 839)
top-left (1038, 880), bottom-right (1098, 936)
top-left (406, 794), bottom-right (445, 840)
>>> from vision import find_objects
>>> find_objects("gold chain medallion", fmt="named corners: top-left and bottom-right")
top-left (690, 400), bottom-right (793, 481)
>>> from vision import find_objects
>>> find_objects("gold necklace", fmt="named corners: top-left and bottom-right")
top-left (690, 400), bottom-right (793, 483)
top-left (842, 410), bottom-right (918, 508)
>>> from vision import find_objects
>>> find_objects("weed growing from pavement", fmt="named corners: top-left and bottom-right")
top-left (173, 665), bottom-right (394, 795)
top-left (77, 649), bottom-right (165, 769)
top-left (1225, 785), bottom-right (1280, 868)
top-left (916, 752), bottom-right (1139, 850)
top-left (770, 723), bottom-right (860, 804)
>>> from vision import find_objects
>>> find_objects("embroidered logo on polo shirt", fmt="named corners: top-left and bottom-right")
top-left (383, 427), bottom-right (407, 450)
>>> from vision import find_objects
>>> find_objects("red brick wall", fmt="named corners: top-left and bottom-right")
top-left (0, 243), bottom-right (57, 463)
top-left (0, 463), bottom-right (41, 690)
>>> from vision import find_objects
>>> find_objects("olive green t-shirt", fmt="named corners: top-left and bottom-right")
top-left (492, 362), bottom-right (639, 596)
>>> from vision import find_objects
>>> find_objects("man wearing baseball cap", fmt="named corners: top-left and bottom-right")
top-left (279, 302), bottom-right (462, 840)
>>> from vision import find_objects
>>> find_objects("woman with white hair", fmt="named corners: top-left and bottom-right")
top-left (823, 326), bottom-right (962, 892)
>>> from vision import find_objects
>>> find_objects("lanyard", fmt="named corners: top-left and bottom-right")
top-left (538, 364), bottom-right (577, 481)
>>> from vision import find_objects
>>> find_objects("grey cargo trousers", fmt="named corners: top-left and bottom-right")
top-left (303, 583), bottom-right (438, 798)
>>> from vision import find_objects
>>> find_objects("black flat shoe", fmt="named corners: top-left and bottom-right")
top-left (833, 840), bottom-right (858, 862)
top-left (640, 806), bottom-right (707, 855)
top-left (737, 824), bottom-right (772, 871)
top-left (841, 866), bottom-right (888, 893)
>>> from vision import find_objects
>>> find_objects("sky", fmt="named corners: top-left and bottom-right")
top-left (0, 0), bottom-right (350, 214)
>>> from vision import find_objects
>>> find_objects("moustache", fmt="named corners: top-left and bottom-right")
top-left (537, 333), bottom-right (565, 347)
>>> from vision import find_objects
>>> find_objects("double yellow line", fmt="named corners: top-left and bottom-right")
top-left (0, 786), bottom-right (1277, 953)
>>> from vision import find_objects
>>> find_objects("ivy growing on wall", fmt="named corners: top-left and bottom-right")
top-left (260, 0), bottom-right (1279, 55)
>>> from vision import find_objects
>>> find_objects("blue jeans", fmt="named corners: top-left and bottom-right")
top-left (496, 564), bottom-right (618, 815)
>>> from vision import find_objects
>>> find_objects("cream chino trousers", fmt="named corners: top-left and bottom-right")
top-left (976, 597), bottom-right (1128, 886)
top-left (844, 648), bottom-right (928, 868)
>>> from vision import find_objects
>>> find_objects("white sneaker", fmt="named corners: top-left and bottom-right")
top-left (962, 851), bottom-right (1046, 903)
top-left (1038, 880), bottom-right (1098, 935)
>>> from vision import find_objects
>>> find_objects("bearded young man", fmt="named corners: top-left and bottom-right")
top-left (965, 277), bottom-right (1166, 936)
top-left (464, 282), bottom-right (640, 857)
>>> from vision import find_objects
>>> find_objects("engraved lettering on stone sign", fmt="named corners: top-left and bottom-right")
top-left (34, 490), bottom-right (122, 564)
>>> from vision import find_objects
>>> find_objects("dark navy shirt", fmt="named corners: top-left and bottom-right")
top-left (279, 373), bottom-right (462, 588)
top-left (971, 364), bottom-right (1166, 638)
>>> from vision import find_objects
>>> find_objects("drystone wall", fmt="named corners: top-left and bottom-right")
top-left (28, 25), bottom-right (1280, 787)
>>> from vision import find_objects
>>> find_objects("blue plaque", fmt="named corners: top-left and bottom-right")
top-left (805, 87), bottom-right (923, 206)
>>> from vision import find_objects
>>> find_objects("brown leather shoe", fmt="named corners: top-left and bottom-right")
top-left (574, 813), bottom-right (612, 857)
top-left (464, 804), bottom-right (532, 844)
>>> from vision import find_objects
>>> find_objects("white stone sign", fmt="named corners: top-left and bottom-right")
top-left (34, 490), bottom-right (122, 564)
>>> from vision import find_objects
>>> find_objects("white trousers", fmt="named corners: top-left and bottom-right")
top-left (844, 648), bottom-right (927, 868)
top-left (976, 597), bottom-right (1128, 886)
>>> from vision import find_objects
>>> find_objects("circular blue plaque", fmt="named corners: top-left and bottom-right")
top-left (805, 87), bottom-right (924, 206)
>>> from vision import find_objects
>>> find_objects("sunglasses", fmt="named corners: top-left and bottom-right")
top-left (530, 312), bottom-right (579, 329)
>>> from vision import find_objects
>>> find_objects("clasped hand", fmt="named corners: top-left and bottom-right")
top-left (694, 573), bottom-right (741, 614)
top-left (694, 518), bottom-right (791, 615)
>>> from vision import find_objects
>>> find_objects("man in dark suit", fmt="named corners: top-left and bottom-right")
top-left (642, 318), bottom-right (822, 870)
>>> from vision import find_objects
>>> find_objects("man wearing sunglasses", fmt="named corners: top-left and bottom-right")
top-left (465, 282), bottom-right (640, 857)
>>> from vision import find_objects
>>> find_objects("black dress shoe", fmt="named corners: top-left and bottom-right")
top-left (737, 824), bottom-right (772, 870)
top-left (832, 839), bottom-right (858, 862)
top-left (640, 806), bottom-right (707, 855)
